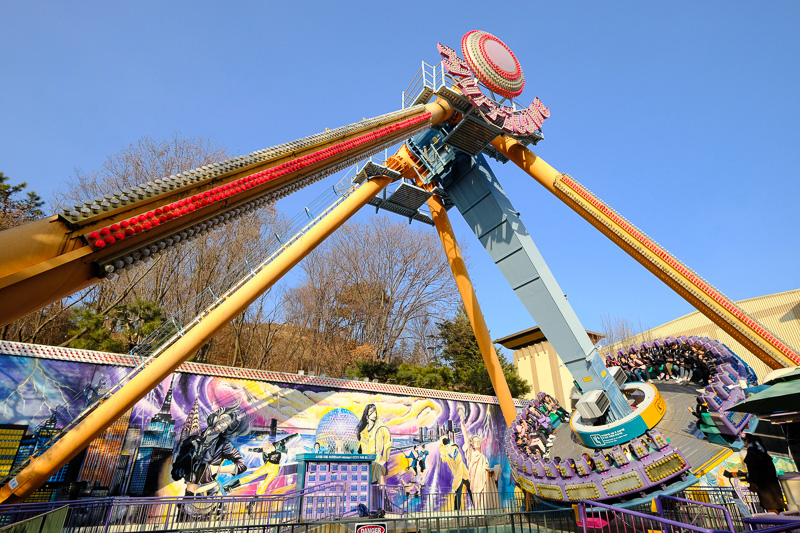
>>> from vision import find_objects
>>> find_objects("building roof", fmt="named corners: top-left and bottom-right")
top-left (494, 325), bottom-right (604, 350)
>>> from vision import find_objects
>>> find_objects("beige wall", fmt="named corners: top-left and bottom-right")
top-left (603, 289), bottom-right (800, 382)
top-left (508, 289), bottom-right (800, 399)
top-left (512, 340), bottom-right (577, 407)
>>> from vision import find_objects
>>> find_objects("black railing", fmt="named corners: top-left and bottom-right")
top-left (371, 487), bottom-right (526, 516)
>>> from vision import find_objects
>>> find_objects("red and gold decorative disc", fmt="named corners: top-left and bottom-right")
top-left (461, 30), bottom-right (524, 98)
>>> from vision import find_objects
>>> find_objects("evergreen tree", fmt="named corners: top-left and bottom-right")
top-left (0, 172), bottom-right (45, 229)
top-left (68, 299), bottom-right (165, 353)
top-left (436, 307), bottom-right (531, 397)
top-left (344, 307), bottom-right (531, 398)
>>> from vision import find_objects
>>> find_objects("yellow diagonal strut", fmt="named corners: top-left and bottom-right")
top-left (427, 193), bottom-right (518, 426)
top-left (491, 135), bottom-right (799, 370)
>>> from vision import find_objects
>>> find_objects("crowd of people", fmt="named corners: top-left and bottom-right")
top-left (605, 340), bottom-right (716, 386)
top-left (513, 393), bottom-right (569, 459)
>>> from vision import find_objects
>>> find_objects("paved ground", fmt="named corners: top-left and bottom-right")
top-left (548, 381), bottom-right (730, 472)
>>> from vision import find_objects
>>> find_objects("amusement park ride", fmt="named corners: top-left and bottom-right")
top-left (0, 30), bottom-right (797, 505)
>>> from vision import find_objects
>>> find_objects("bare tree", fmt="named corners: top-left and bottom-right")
top-left (280, 216), bottom-right (459, 375)
top-left (598, 312), bottom-right (652, 353)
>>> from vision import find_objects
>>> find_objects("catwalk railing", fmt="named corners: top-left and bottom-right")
top-left (0, 496), bottom-right (571, 533)
top-left (3, 508), bottom-right (581, 533)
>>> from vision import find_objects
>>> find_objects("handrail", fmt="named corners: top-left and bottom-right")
top-left (741, 517), bottom-right (800, 532)
top-left (656, 494), bottom-right (736, 533)
top-left (579, 499), bottom-right (732, 533)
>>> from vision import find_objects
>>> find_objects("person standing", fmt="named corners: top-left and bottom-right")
top-left (725, 433), bottom-right (786, 514)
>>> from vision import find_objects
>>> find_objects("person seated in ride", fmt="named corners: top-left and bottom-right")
top-left (687, 396), bottom-right (709, 419)
top-left (690, 347), bottom-right (712, 384)
top-left (542, 457), bottom-right (558, 479)
top-left (617, 354), bottom-right (637, 382)
top-left (664, 345), bottom-right (678, 379)
top-left (542, 394), bottom-right (569, 422)
top-left (672, 351), bottom-right (693, 384)
top-left (556, 457), bottom-right (576, 479)
top-left (649, 351), bottom-right (669, 380)
top-left (629, 352), bottom-right (651, 382)
top-left (575, 453), bottom-right (595, 476)
top-left (528, 407), bottom-right (552, 433)
top-left (684, 350), bottom-right (704, 384)
top-left (610, 445), bottom-right (629, 466)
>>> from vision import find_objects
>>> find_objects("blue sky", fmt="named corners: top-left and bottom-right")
top-left (1, 2), bottom-right (798, 344)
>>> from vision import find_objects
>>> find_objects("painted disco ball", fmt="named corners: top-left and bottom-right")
top-left (315, 408), bottom-right (360, 454)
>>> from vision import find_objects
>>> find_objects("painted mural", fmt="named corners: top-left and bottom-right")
top-left (0, 349), bottom-right (514, 510)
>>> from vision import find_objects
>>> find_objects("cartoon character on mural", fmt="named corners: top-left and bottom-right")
top-left (418, 444), bottom-right (429, 477)
top-left (305, 441), bottom-right (328, 454)
top-left (406, 445), bottom-right (421, 477)
top-left (356, 403), bottom-right (392, 484)
top-left (458, 404), bottom-right (501, 509)
top-left (225, 435), bottom-right (293, 494)
top-left (171, 403), bottom-right (250, 497)
top-left (439, 432), bottom-right (472, 510)
top-left (404, 443), bottom-right (429, 485)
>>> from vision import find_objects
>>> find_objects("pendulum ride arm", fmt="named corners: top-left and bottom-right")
top-left (408, 130), bottom-right (632, 421)
top-left (0, 100), bottom-right (454, 327)
top-left (0, 139), bottom-right (445, 504)
top-left (491, 135), bottom-right (800, 370)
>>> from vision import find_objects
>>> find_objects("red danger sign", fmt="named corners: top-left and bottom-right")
top-left (356, 523), bottom-right (387, 533)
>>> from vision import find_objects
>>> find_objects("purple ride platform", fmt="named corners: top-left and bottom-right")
top-left (507, 336), bottom-right (757, 505)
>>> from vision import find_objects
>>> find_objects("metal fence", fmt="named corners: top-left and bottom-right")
top-left (0, 505), bottom-right (68, 533)
top-left (665, 486), bottom-right (759, 531)
top-left (579, 499), bottom-right (800, 533)
top-left (0, 482), bottom-right (348, 533)
top-left (0, 503), bottom-right (577, 533)
top-left (240, 510), bottom-right (579, 533)
top-left (372, 487), bottom-right (526, 516)
top-left (0, 484), bottom-right (785, 533)
top-left (657, 494), bottom-right (737, 532)
top-left (581, 494), bottom-right (800, 533)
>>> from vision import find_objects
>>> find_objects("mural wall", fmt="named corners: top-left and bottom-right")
top-left (0, 343), bottom-right (519, 510)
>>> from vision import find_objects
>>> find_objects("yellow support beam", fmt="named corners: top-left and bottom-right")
top-left (491, 135), bottom-right (799, 370)
top-left (426, 193), bottom-right (518, 426)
